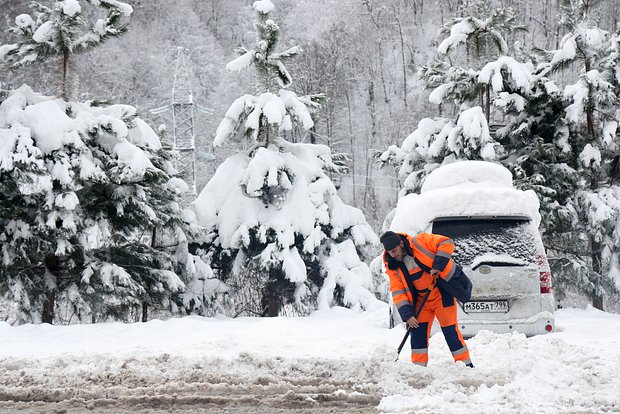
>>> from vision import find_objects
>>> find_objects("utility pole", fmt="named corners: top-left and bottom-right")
top-left (172, 47), bottom-right (197, 195)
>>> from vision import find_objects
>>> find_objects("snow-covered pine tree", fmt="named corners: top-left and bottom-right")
top-left (0, 4), bottom-right (214, 324)
top-left (194, 0), bottom-right (380, 317)
top-left (376, 0), bottom-right (520, 196)
top-left (490, 73), bottom-right (577, 298)
top-left (0, 0), bottom-right (132, 101)
top-left (71, 100), bottom-right (212, 322)
top-left (0, 84), bottom-right (214, 324)
top-left (501, 0), bottom-right (620, 308)
top-left (431, 0), bottom-right (526, 121)
top-left (0, 88), bottom-right (52, 323)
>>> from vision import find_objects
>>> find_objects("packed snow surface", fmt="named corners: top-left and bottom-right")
top-left (0, 306), bottom-right (618, 413)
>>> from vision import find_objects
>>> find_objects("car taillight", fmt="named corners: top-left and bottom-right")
top-left (536, 255), bottom-right (553, 294)
top-left (545, 324), bottom-right (553, 332)
top-left (540, 270), bottom-right (552, 294)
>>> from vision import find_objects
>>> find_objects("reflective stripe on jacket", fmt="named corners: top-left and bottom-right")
top-left (383, 232), bottom-right (456, 322)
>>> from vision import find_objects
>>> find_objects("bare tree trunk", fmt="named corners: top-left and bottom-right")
top-left (580, 62), bottom-right (597, 307)
top-left (345, 90), bottom-right (357, 205)
top-left (142, 302), bottom-right (149, 322)
top-left (42, 255), bottom-right (61, 324)
top-left (309, 124), bottom-right (317, 144)
top-left (141, 227), bottom-right (159, 323)
top-left (42, 292), bottom-right (55, 324)
top-left (62, 50), bottom-right (70, 101)
top-left (378, 40), bottom-right (392, 116)
top-left (590, 235), bottom-right (604, 310)
top-left (262, 268), bottom-right (282, 317)
top-left (584, 59), bottom-right (595, 139)
top-left (613, 0), bottom-right (618, 32)
top-left (485, 84), bottom-right (491, 123)
top-left (395, 15), bottom-right (408, 109)
top-left (589, 162), bottom-right (604, 310)
top-left (586, 108), bottom-right (595, 140)
top-left (364, 80), bottom-right (378, 220)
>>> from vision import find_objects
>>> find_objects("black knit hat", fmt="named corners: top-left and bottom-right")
top-left (380, 231), bottom-right (401, 250)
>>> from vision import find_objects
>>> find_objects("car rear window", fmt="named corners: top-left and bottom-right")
top-left (431, 217), bottom-right (536, 266)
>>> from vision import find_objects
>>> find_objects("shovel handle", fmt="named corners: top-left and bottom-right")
top-left (394, 283), bottom-right (434, 361)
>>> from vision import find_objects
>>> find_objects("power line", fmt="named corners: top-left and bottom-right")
top-left (346, 173), bottom-right (400, 180)
top-left (338, 182), bottom-right (401, 191)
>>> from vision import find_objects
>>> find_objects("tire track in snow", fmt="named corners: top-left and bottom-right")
top-left (1, 326), bottom-right (620, 413)
top-left (0, 353), bottom-right (384, 412)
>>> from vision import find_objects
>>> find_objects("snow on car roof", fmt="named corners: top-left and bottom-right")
top-left (421, 160), bottom-right (513, 193)
top-left (390, 161), bottom-right (541, 234)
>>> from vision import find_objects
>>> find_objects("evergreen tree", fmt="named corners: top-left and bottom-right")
top-left (194, 0), bottom-right (380, 317)
top-left (0, 89), bottom-right (51, 322)
top-left (429, 0), bottom-right (526, 120)
top-left (0, 0), bottom-right (133, 100)
top-left (376, 0), bottom-right (520, 195)
top-left (0, 84), bottom-right (213, 324)
top-left (502, 0), bottom-right (620, 308)
top-left (0, 3), bottom-right (214, 324)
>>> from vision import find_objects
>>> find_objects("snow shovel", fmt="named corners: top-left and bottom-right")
top-left (395, 286), bottom-right (433, 362)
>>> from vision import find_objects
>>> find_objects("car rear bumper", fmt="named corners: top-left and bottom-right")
top-left (390, 296), bottom-right (556, 338)
top-left (458, 313), bottom-right (555, 338)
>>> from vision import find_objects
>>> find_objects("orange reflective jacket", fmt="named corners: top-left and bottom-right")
top-left (383, 232), bottom-right (456, 322)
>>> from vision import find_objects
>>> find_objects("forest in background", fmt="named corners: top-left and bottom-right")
top-left (1, 0), bottom-right (620, 321)
top-left (2, 0), bottom-right (616, 229)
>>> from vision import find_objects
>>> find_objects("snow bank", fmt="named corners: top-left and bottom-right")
top-left (0, 307), bottom-right (618, 413)
top-left (380, 307), bottom-right (620, 413)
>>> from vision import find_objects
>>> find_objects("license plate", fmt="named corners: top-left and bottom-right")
top-left (463, 300), bottom-right (509, 313)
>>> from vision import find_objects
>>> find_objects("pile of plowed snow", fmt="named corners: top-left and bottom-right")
top-left (0, 306), bottom-right (619, 413)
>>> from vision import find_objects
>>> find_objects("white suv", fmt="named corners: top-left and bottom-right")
top-left (387, 161), bottom-right (555, 337)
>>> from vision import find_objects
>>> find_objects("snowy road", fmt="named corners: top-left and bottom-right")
top-left (0, 353), bottom-right (383, 413)
top-left (1, 306), bottom-right (619, 413)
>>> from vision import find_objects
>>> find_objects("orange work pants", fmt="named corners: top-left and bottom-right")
top-left (410, 288), bottom-right (471, 367)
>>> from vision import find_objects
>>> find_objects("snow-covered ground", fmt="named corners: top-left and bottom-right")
top-left (0, 305), bottom-right (619, 413)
